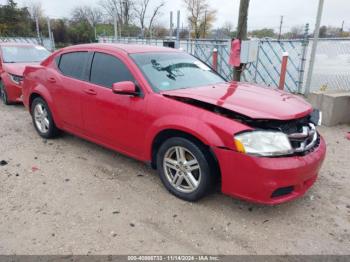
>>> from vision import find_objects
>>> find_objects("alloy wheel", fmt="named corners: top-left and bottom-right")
top-left (0, 82), bottom-right (7, 104)
top-left (163, 146), bottom-right (201, 193)
top-left (34, 103), bottom-right (50, 134)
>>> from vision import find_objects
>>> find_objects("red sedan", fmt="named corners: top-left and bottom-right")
top-left (22, 44), bottom-right (326, 204)
top-left (0, 43), bottom-right (51, 104)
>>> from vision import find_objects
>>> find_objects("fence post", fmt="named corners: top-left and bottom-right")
top-left (253, 41), bottom-right (261, 82)
top-left (297, 23), bottom-right (310, 93)
top-left (212, 48), bottom-right (218, 71)
top-left (279, 52), bottom-right (289, 90)
top-left (305, 0), bottom-right (325, 96)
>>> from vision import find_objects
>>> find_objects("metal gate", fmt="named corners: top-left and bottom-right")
top-left (243, 39), bottom-right (307, 93)
top-left (184, 39), bottom-right (308, 93)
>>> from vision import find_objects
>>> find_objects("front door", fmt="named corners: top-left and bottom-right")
top-left (81, 52), bottom-right (146, 153)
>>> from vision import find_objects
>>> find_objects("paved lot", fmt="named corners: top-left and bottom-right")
top-left (0, 103), bottom-right (349, 255)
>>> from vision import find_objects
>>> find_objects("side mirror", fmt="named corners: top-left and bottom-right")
top-left (112, 81), bottom-right (137, 96)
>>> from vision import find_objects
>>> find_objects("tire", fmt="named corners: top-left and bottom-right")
top-left (31, 97), bottom-right (60, 138)
top-left (156, 137), bottom-right (216, 202)
top-left (0, 80), bottom-right (10, 105)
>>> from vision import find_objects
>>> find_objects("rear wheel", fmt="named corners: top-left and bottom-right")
top-left (156, 137), bottom-right (215, 201)
top-left (31, 97), bottom-right (60, 138)
top-left (0, 80), bottom-right (10, 105)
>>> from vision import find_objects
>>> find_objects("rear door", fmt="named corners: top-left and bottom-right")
top-left (53, 51), bottom-right (91, 131)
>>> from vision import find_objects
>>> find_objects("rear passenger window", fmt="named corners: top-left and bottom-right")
top-left (90, 52), bottom-right (134, 88)
top-left (58, 52), bottom-right (89, 80)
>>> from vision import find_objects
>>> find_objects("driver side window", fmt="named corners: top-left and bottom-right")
top-left (90, 52), bottom-right (134, 88)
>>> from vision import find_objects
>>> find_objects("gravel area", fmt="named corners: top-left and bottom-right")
top-left (0, 103), bottom-right (349, 255)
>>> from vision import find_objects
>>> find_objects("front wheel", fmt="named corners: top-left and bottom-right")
top-left (0, 80), bottom-right (10, 105)
top-left (156, 137), bottom-right (216, 202)
top-left (31, 97), bottom-right (60, 138)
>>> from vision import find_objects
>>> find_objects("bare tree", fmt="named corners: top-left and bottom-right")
top-left (122, 0), bottom-right (133, 26)
top-left (289, 25), bottom-right (304, 39)
top-left (148, 2), bottom-right (165, 38)
top-left (133, 0), bottom-right (165, 38)
top-left (183, 0), bottom-right (216, 39)
top-left (134, 0), bottom-right (150, 37)
top-left (99, 0), bottom-right (134, 36)
top-left (26, 0), bottom-right (44, 20)
top-left (25, 1), bottom-right (44, 43)
top-left (72, 6), bottom-right (103, 39)
top-left (99, 0), bottom-right (119, 21)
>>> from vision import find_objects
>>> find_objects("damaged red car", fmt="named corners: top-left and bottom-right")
top-left (0, 43), bottom-right (51, 104)
top-left (22, 44), bottom-right (326, 204)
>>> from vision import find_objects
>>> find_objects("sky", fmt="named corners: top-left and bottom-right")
top-left (6, 0), bottom-right (350, 32)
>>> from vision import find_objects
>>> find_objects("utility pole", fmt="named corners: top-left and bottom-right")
top-left (203, 10), bottom-right (207, 38)
top-left (176, 10), bottom-right (181, 48)
top-left (297, 23), bottom-right (309, 93)
top-left (47, 17), bottom-right (53, 51)
top-left (278, 15), bottom-right (284, 41)
top-left (113, 9), bottom-right (118, 41)
top-left (340, 20), bottom-right (344, 32)
top-left (305, 0), bottom-right (324, 96)
top-left (170, 11), bottom-right (174, 38)
top-left (35, 16), bottom-right (41, 45)
top-left (234, 0), bottom-right (250, 81)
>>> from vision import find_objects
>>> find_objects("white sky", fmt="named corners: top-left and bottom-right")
top-left (6, 0), bottom-right (350, 32)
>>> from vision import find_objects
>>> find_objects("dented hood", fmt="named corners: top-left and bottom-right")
top-left (2, 62), bottom-right (38, 76)
top-left (161, 82), bottom-right (313, 120)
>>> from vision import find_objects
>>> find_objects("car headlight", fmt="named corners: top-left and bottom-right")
top-left (234, 131), bottom-right (293, 157)
top-left (9, 74), bottom-right (23, 85)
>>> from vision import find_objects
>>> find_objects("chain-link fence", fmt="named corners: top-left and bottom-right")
top-left (0, 37), bottom-right (54, 51)
top-left (242, 39), bottom-right (307, 93)
top-left (99, 36), bottom-right (350, 94)
top-left (303, 38), bottom-right (350, 93)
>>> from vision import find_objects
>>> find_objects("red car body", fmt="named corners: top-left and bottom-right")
top-left (22, 44), bottom-right (326, 205)
top-left (0, 43), bottom-right (50, 103)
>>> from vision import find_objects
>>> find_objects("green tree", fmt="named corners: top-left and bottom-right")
top-left (319, 25), bottom-right (327, 38)
top-left (51, 19), bottom-right (70, 45)
top-left (68, 20), bottom-right (95, 44)
top-left (0, 0), bottom-right (33, 36)
top-left (250, 28), bottom-right (275, 39)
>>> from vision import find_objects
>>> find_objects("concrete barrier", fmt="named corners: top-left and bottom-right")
top-left (308, 91), bottom-right (350, 126)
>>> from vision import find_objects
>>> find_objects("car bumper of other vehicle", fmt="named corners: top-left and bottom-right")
top-left (213, 136), bottom-right (326, 205)
top-left (2, 74), bottom-right (23, 103)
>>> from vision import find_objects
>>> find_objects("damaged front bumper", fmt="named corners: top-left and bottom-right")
top-left (213, 136), bottom-right (326, 205)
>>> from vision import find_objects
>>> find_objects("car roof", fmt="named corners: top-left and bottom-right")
top-left (0, 42), bottom-right (40, 47)
top-left (64, 43), bottom-right (183, 54)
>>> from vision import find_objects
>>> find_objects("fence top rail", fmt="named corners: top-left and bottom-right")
top-left (99, 36), bottom-right (350, 44)
top-left (98, 36), bottom-right (230, 42)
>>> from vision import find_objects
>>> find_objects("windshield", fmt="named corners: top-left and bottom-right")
top-left (1, 45), bottom-right (51, 63)
top-left (131, 52), bottom-right (226, 92)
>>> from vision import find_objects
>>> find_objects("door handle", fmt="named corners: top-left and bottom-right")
top-left (47, 77), bottom-right (56, 83)
top-left (83, 88), bottom-right (97, 95)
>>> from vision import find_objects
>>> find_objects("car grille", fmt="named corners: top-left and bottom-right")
top-left (245, 114), bottom-right (321, 156)
top-left (287, 123), bottom-right (319, 155)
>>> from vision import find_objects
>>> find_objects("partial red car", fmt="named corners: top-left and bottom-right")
top-left (0, 43), bottom-right (51, 105)
top-left (22, 44), bottom-right (326, 204)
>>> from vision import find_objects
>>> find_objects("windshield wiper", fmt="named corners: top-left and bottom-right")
top-left (151, 60), bottom-right (198, 81)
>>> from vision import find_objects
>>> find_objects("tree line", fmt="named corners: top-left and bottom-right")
top-left (0, 0), bottom-right (220, 47)
top-left (0, 0), bottom-right (348, 47)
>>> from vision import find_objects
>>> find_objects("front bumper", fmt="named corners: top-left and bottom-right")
top-left (2, 74), bottom-right (23, 103)
top-left (213, 136), bottom-right (326, 205)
